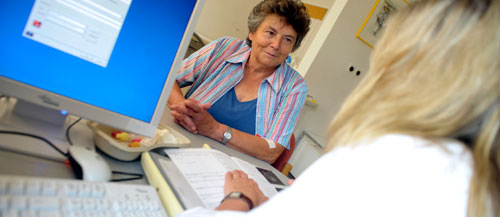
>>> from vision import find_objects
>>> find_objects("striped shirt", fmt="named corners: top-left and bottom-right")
top-left (176, 37), bottom-right (307, 149)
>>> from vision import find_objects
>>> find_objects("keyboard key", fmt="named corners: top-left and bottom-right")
top-left (126, 200), bottom-right (138, 211)
top-left (101, 211), bottom-right (114, 217)
top-left (78, 183), bottom-right (91, 197)
top-left (41, 181), bottom-right (57, 196)
top-left (19, 210), bottom-right (37, 217)
top-left (8, 180), bottom-right (24, 195)
top-left (3, 210), bottom-right (19, 217)
top-left (116, 211), bottom-right (133, 217)
top-left (83, 198), bottom-right (96, 210)
top-left (39, 210), bottom-right (61, 217)
top-left (0, 179), bottom-right (7, 194)
top-left (65, 199), bottom-right (83, 211)
top-left (25, 181), bottom-right (40, 196)
top-left (10, 197), bottom-right (27, 210)
top-left (112, 200), bottom-right (120, 212)
top-left (151, 211), bottom-right (166, 217)
top-left (91, 184), bottom-right (105, 198)
top-left (68, 210), bottom-right (85, 217)
top-left (29, 197), bottom-right (59, 210)
top-left (95, 199), bottom-right (111, 211)
top-left (137, 200), bottom-right (147, 211)
top-left (84, 210), bottom-right (99, 217)
top-left (63, 183), bottom-right (78, 197)
top-left (0, 196), bottom-right (9, 210)
top-left (134, 211), bottom-right (147, 217)
top-left (149, 201), bottom-right (161, 211)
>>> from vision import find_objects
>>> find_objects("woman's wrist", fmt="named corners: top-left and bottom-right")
top-left (215, 198), bottom-right (251, 211)
top-left (220, 192), bottom-right (254, 209)
top-left (167, 82), bottom-right (185, 108)
top-left (210, 123), bottom-right (227, 142)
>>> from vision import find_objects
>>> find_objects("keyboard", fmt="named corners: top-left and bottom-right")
top-left (0, 175), bottom-right (168, 217)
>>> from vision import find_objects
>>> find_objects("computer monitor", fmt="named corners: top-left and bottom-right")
top-left (0, 0), bottom-right (205, 144)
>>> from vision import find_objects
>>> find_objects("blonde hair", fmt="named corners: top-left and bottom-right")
top-left (327, 0), bottom-right (500, 216)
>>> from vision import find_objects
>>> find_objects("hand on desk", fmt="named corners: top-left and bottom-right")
top-left (170, 98), bottom-right (213, 135)
top-left (184, 98), bottom-right (223, 138)
top-left (171, 98), bottom-right (284, 163)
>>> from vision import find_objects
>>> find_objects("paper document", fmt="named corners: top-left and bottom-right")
top-left (165, 148), bottom-right (278, 209)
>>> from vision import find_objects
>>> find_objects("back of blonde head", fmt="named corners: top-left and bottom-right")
top-left (327, 0), bottom-right (500, 216)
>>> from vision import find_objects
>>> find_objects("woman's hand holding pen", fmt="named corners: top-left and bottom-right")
top-left (222, 170), bottom-right (268, 208)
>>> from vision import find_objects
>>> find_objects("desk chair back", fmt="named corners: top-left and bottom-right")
top-left (272, 134), bottom-right (295, 172)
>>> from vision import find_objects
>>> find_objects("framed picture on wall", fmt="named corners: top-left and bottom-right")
top-left (356, 0), bottom-right (409, 48)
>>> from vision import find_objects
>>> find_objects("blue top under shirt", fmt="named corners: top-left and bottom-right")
top-left (208, 87), bottom-right (256, 135)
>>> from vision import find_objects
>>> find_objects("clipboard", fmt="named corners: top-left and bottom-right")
top-left (141, 148), bottom-right (288, 216)
top-left (141, 150), bottom-right (203, 217)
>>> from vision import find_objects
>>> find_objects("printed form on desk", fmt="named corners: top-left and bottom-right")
top-left (165, 148), bottom-right (278, 208)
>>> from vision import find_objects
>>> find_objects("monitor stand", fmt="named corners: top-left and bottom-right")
top-left (0, 98), bottom-right (94, 161)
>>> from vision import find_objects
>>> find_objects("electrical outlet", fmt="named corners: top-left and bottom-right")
top-left (347, 64), bottom-right (364, 76)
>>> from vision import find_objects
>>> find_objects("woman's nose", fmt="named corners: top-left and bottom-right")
top-left (269, 37), bottom-right (281, 50)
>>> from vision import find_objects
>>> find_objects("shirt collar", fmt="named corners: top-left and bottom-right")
top-left (226, 46), bottom-right (251, 64)
top-left (264, 62), bottom-right (286, 93)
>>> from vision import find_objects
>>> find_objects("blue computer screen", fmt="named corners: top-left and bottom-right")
top-left (0, 0), bottom-right (196, 122)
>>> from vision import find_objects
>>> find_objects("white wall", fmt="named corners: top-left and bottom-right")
top-left (193, 0), bottom-right (334, 68)
top-left (289, 13), bottom-right (323, 69)
top-left (194, 0), bottom-right (261, 42)
top-left (294, 0), bottom-right (375, 146)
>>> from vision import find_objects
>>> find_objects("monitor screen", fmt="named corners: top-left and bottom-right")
top-left (0, 0), bottom-right (203, 137)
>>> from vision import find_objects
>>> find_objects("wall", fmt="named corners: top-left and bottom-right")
top-left (194, 0), bottom-right (261, 42)
top-left (193, 0), bottom-right (333, 68)
top-left (294, 0), bottom-right (375, 146)
top-left (288, 3), bottom-right (329, 69)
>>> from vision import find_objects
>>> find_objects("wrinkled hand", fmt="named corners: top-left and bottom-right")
top-left (170, 100), bottom-right (199, 134)
top-left (224, 170), bottom-right (268, 207)
top-left (183, 98), bottom-right (220, 138)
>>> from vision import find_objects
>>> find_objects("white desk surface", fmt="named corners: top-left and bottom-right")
top-left (0, 107), bottom-right (289, 186)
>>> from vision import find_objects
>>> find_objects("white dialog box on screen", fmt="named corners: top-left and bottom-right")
top-left (23, 0), bottom-right (132, 67)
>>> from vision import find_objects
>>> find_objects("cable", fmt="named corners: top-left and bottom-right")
top-left (65, 117), bottom-right (82, 146)
top-left (0, 146), bottom-right (66, 164)
top-left (1, 126), bottom-right (145, 183)
top-left (110, 171), bottom-right (144, 182)
top-left (110, 177), bottom-right (143, 182)
top-left (0, 131), bottom-right (68, 157)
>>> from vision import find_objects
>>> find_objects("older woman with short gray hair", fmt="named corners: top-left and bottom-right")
top-left (168, 0), bottom-right (311, 164)
top-left (247, 0), bottom-right (310, 51)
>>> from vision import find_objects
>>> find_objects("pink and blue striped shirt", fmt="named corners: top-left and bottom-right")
top-left (176, 37), bottom-right (307, 149)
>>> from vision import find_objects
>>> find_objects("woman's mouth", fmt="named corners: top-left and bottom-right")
top-left (264, 52), bottom-right (277, 57)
